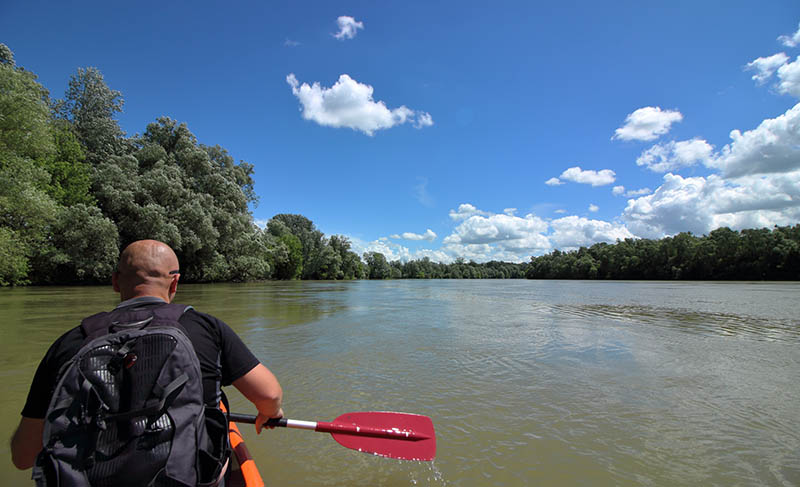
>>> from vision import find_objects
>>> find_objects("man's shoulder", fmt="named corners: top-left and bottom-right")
top-left (43, 325), bottom-right (86, 371)
top-left (180, 307), bottom-right (227, 328)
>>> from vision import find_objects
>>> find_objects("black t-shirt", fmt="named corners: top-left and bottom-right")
top-left (21, 300), bottom-right (260, 418)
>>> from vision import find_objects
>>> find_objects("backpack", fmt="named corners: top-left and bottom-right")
top-left (33, 303), bottom-right (230, 487)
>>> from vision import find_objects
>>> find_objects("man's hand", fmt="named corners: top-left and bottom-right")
top-left (255, 407), bottom-right (285, 434)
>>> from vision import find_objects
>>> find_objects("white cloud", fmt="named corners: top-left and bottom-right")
top-left (776, 56), bottom-right (800, 97)
top-left (414, 112), bottom-right (434, 129)
top-left (612, 106), bottom-right (683, 141)
top-left (449, 203), bottom-right (490, 221)
top-left (622, 172), bottom-right (800, 238)
top-left (333, 16), bottom-right (364, 40)
top-left (626, 187), bottom-right (652, 197)
top-left (557, 166), bottom-right (616, 186)
top-left (588, 204), bottom-right (599, 212)
top-left (554, 209), bottom-right (567, 214)
top-left (503, 208), bottom-right (517, 215)
top-left (443, 208), bottom-right (550, 256)
top-left (390, 229), bottom-right (437, 241)
top-left (284, 38), bottom-right (301, 47)
top-left (778, 23), bottom-right (800, 47)
top-left (548, 216), bottom-right (633, 250)
top-left (745, 53), bottom-right (789, 84)
top-left (254, 219), bottom-right (268, 229)
top-left (613, 185), bottom-right (652, 197)
top-left (710, 102), bottom-right (800, 177)
top-left (636, 138), bottom-right (714, 173)
top-left (286, 73), bottom-right (432, 135)
top-left (545, 177), bottom-right (564, 186)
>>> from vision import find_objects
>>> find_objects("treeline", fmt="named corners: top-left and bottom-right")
top-left (363, 254), bottom-right (527, 279)
top-left (1, 44), bottom-right (368, 285)
top-left (526, 226), bottom-right (800, 280)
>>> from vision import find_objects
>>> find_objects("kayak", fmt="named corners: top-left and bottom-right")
top-left (221, 403), bottom-right (265, 487)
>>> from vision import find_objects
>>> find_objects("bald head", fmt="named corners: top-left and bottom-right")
top-left (113, 240), bottom-right (180, 301)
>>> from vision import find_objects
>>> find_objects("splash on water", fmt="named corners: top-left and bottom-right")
top-left (407, 460), bottom-right (448, 486)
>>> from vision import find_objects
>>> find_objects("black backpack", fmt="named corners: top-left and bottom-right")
top-left (33, 303), bottom-right (230, 487)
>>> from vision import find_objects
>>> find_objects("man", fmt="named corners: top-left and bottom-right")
top-left (11, 239), bottom-right (284, 473)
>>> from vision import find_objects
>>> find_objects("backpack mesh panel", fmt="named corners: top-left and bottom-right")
top-left (79, 334), bottom-right (179, 487)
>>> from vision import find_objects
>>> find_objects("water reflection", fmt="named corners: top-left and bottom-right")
top-left (552, 302), bottom-right (800, 343)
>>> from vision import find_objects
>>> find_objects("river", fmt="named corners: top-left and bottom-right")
top-left (1, 280), bottom-right (798, 486)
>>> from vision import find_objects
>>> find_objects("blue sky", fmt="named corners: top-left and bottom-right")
top-left (3, 1), bottom-right (800, 263)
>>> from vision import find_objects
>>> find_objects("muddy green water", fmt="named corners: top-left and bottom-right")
top-left (1, 280), bottom-right (798, 486)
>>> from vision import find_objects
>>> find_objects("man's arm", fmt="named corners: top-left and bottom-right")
top-left (10, 417), bottom-right (44, 470)
top-left (232, 363), bottom-right (283, 434)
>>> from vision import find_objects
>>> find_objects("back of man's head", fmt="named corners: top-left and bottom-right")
top-left (114, 240), bottom-right (180, 301)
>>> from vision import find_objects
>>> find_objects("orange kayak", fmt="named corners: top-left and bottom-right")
top-left (221, 403), bottom-right (265, 487)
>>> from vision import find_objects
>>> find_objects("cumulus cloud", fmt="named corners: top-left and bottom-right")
top-left (286, 73), bottom-right (433, 135)
top-left (449, 203), bottom-right (490, 221)
top-left (443, 208), bottom-right (550, 251)
top-left (636, 138), bottom-right (714, 173)
top-left (776, 56), bottom-right (800, 97)
top-left (710, 102), bottom-right (800, 177)
top-left (390, 229), bottom-right (437, 241)
top-left (333, 16), bottom-right (364, 40)
top-left (778, 23), bottom-right (800, 47)
top-left (612, 106), bottom-right (683, 141)
top-left (556, 166), bottom-right (616, 186)
top-left (746, 53), bottom-right (789, 84)
top-left (622, 172), bottom-right (800, 238)
top-left (545, 177), bottom-right (563, 186)
top-left (589, 204), bottom-right (599, 212)
top-left (548, 216), bottom-right (633, 250)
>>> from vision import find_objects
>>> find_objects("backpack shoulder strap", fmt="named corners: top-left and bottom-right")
top-left (80, 311), bottom-right (113, 341)
top-left (152, 303), bottom-right (194, 323)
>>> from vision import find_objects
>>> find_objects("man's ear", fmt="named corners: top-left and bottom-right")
top-left (168, 274), bottom-right (179, 301)
top-left (112, 272), bottom-right (120, 292)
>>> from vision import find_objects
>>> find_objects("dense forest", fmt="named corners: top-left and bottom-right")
top-left (1, 45), bottom-right (799, 285)
top-left (526, 226), bottom-right (800, 281)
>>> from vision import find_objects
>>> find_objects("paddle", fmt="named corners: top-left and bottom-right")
top-left (228, 411), bottom-right (436, 461)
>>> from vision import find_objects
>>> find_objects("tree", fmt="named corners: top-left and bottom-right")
top-left (90, 117), bottom-right (267, 282)
top-left (54, 67), bottom-right (125, 162)
top-left (0, 48), bottom-right (54, 163)
top-left (364, 252), bottom-right (392, 279)
top-left (35, 204), bottom-right (119, 283)
top-left (270, 214), bottom-right (327, 279)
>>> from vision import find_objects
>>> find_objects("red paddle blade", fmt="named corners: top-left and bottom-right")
top-left (324, 412), bottom-right (436, 461)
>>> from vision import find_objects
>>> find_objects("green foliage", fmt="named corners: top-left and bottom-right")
top-left (0, 44), bottom-right (14, 67)
top-left (364, 252), bottom-right (392, 279)
top-left (53, 66), bottom-right (125, 162)
top-left (34, 204), bottom-right (119, 283)
top-left (0, 226), bottom-right (29, 285)
top-left (526, 226), bottom-right (800, 281)
top-left (0, 56), bottom-right (55, 163)
top-left (90, 117), bottom-right (266, 282)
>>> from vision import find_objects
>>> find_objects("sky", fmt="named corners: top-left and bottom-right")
top-left (3, 1), bottom-right (800, 263)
